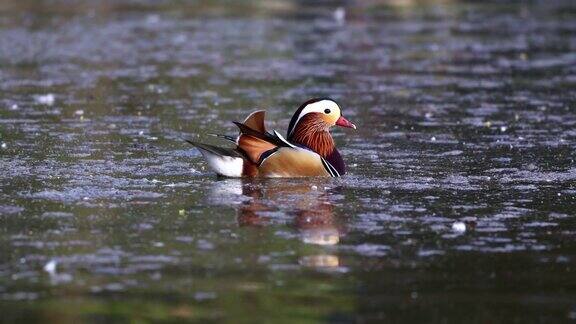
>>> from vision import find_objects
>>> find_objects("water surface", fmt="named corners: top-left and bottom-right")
top-left (1, 0), bottom-right (576, 322)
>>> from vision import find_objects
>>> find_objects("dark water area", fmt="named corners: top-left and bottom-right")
top-left (1, 0), bottom-right (576, 322)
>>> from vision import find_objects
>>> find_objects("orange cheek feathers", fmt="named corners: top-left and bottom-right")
top-left (321, 114), bottom-right (337, 126)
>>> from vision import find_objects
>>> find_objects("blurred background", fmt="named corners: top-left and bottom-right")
top-left (0, 0), bottom-right (575, 322)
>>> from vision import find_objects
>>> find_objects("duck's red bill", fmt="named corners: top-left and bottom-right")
top-left (336, 116), bottom-right (357, 129)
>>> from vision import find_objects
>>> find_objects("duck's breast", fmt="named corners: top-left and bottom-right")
top-left (325, 149), bottom-right (345, 175)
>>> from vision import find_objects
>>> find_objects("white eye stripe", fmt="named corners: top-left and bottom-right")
top-left (289, 100), bottom-right (340, 136)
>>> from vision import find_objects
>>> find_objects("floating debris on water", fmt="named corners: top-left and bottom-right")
top-left (43, 260), bottom-right (57, 275)
top-left (452, 222), bottom-right (467, 233)
top-left (334, 7), bottom-right (346, 25)
top-left (35, 94), bottom-right (55, 105)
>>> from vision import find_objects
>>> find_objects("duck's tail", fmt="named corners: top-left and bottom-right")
top-left (186, 140), bottom-right (246, 177)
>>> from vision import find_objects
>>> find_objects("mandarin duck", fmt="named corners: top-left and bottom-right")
top-left (188, 98), bottom-right (356, 177)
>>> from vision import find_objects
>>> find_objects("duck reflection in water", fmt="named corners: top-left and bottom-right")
top-left (207, 178), bottom-right (342, 268)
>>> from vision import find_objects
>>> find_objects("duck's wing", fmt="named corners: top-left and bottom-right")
top-left (258, 146), bottom-right (336, 177)
top-left (242, 110), bottom-right (266, 133)
top-left (233, 111), bottom-right (290, 165)
top-left (260, 130), bottom-right (340, 177)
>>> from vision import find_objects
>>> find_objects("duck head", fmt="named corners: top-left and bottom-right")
top-left (287, 98), bottom-right (356, 136)
top-left (287, 98), bottom-right (355, 156)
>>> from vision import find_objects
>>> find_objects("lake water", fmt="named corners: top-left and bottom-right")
top-left (1, 0), bottom-right (575, 322)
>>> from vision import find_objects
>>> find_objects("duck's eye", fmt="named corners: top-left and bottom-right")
top-left (324, 109), bottom-right (331, 114)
